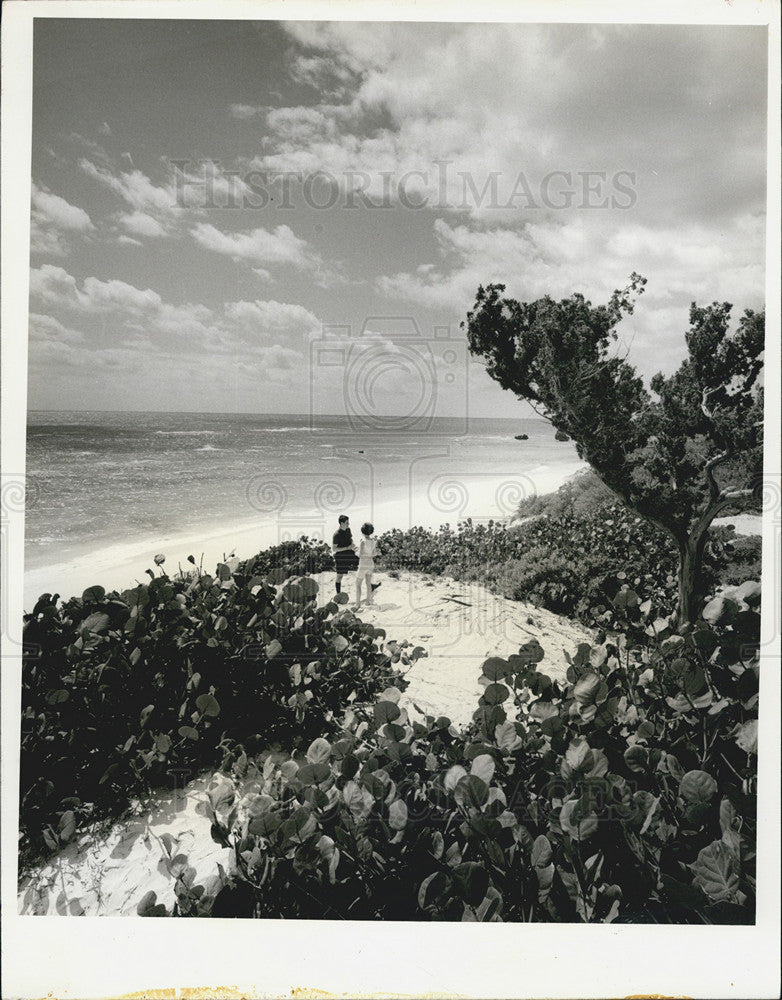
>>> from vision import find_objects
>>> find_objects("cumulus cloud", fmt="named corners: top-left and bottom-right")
top-left (377, 214), bottom-right (766, 380)
top-left (190, 221), bottom-right (345, 288)
top-left (256, 22), bottom-right (766, 230)
top-left (118, 211), bottom-right (167, 239)
top-left (190, 222), bottom-right (315, 270)
top-left (28, 265), bottom-right (323, 377)
top-left (30, 183), bottom-right (94, 256)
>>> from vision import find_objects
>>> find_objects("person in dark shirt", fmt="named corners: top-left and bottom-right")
top-left (332, 514), bottom-right (357, 593)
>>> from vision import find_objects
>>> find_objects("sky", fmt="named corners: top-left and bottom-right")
top-left (27, 17), bottom-right (768, 417)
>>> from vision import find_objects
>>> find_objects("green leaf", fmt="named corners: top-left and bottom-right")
top-left (470, 754), bottom-right (496, 785)
top-left (453, 862), bottom-right (490, 908)
top-left (373, 700), bottom-right (401, 724)
top-left (81, 585), bottom-right (106, 603)
top-left (531, 834), bottom-right (552, 868)
top-left (266, 639), bottom-right (283, 658)
top-left (58, 810), bottom-right (76, 843)
top-left (481, 656), bottom-right (510, 681)
top-left (624, 745), bottom-right (648, 773)
top-left (690, 840), bottom-right (739, 902)
top-left (418, 871), bottom-right (450, 912)
top-left (46, 689), bottom-right (70, 706)
top-left (517, 639), bottom-right (545, 665)
top-left (248, 811), bottom-right (281, 837)
top-left (178, 726), bottom-right (199, 741)
top-left (137, 890), bottom-right (167, 916)
top-left (560, 800), bottom-right (598, 840)
top-left (297, 763), bottom-right (331, 786)
top-left (573, 672), bottom-right (601, 706)
top-left (495, 720), bottom-right (522, 753)
top-left (343, 780), bottom-right (373, 824)
top-left (306, 737), bottom-right (331, 764)
top-left (282, 806), bottom-right (318, 844)
top-left (483, 683), bottom-right (509, 705)
top-left (564, 738), bottom-right (592, 773)
top-left (454, 774), bottom-right (489, 809)
top-left (195, 694), bottom-right (220, 717)
top-left (444, 764), bottom-right (467, 792)
top-left (734, 719), bottom-right (758, 754)
top-left (388, 799), bottom-right (408, 831)
top-left (81, 612), bottom-right (111, 634)
top-left (702, 596), bottom-right (739, 626)
top-left (679, 770), bottom-right (718, 804)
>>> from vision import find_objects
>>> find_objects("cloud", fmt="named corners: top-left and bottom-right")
top-left (254, 23), bottom-right (766, 229)
top-left (77, 150), bottom-right (264, 246)
top-left (189, 221), bottom-right (344, 287)
top-left (30, 183), bottom-right (94, 256)
top-left (223, 298), bottom-right (320, 337)
top-left (28, 312), bottom-right (84, 345)
top-left (376, 213), bottom-right (766, 380)
top-left (29, 265), bottom-right (322, 372)
top-left (230, 103), bottom-right (262, 120)
top-left (190, 222), bottom-right (315, 270)
top-left (79, 157), bottom-right (179, 218)
top-left (118, 211), bottom-right (167, 239)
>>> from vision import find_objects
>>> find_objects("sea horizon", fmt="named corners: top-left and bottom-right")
top-left (23, 409), bottom-right (586, 607)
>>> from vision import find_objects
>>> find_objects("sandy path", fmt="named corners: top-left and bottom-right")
top-left (18, 570), bottom-right (592, 916)
top-left (313, 569), bottom-right (591, 727)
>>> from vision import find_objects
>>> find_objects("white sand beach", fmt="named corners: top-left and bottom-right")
top-left (18, 568), bottom-right (592, 917)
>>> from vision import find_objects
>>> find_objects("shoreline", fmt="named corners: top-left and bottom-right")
top-left (24, 462), bottom-right (589, 608)
top-left (23, 468), bottom-right (761, 611)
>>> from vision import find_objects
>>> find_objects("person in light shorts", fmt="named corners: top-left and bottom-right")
top-left (355, 521), bottom-right (379, 607)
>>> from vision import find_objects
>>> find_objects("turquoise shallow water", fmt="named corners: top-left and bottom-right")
top-left (24, 411), bottom-right (584, 571)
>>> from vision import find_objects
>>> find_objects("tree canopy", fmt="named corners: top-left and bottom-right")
top-left (464, 276), bottom-right (764, 622)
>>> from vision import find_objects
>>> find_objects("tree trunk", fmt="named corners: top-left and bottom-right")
top-left (676, 528), bottom-right (709, 626)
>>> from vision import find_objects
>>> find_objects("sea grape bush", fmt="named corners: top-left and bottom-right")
top-left (144, 578), bottom-right (760, 923)
top-left (20, 560), bottom-right (405, 864)
top-left (238, 537), bottom-right (333, 579)
top-left (376, 494), bottom-right (757, 628)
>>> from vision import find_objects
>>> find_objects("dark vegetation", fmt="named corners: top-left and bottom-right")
top-left (376, 471), bottom-right (761, 628)
top-left (20, 517), bottom-right (761, 923)
top-left (19, 541), bottom-right (408, 867)
top-left (464, 277), bottom-right (764, 623)
top-left (137, 575), bottom-right (760, 923)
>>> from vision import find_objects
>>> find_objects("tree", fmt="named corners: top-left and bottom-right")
top-left (463, 275), bottom-right (764, 624)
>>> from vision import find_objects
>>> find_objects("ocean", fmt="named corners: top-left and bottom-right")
top-left (23, 411), bottom-right (586, 603)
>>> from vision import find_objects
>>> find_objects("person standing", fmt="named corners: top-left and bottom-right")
top-left (332, 514), bottom-right (357, 593)
top-left (355, 522), bottom-right (378, 608)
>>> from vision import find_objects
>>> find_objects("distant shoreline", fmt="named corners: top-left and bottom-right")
top-left (22, 471), bottom-right (761, 612)
top-left (23, 463), bottom-right (588, 610)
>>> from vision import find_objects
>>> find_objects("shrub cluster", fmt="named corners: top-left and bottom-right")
top-left (376, 493), bottom-right (759, 627)
top-left (20, 556), bottom-right (406, 865)
top-left (138, 580), bottom-right (760, 923)
top-left (238, 537), bottom-right (333, 579)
